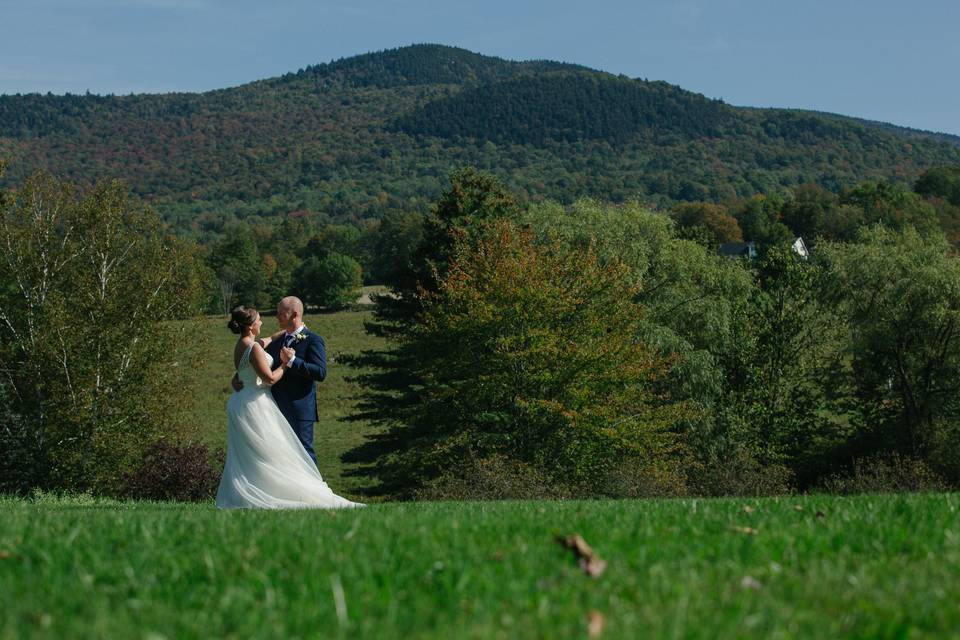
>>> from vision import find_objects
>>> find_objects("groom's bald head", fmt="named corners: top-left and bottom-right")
top-left (277, 296), bottom-right (304, 332)
top-left (279, 296), bottom-right (303, 316)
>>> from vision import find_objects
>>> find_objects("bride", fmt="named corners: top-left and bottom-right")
top-left (215, 305), bottom-right (362, 509)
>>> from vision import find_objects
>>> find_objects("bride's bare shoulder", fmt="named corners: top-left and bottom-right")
top-left (248, 341), bottom-right (271, 361)
top-left (233, 338), bottom-right (256, 365)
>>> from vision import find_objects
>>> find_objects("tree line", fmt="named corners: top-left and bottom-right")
top-left (195, 162), bottom-right (960, 317)
top-left (346, 167), bottom-right (960, 499)
top-left (4, 163), bottom-right (960, 499)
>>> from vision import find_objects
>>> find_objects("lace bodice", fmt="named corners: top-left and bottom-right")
top-left (236, 343), bottom-right (273, 390)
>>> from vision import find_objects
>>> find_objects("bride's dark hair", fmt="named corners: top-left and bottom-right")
top-left (227, 305), bottom-right (258, 334)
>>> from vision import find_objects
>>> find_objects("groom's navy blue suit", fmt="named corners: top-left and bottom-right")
top-left (266, 327), bottom-right (326, 464)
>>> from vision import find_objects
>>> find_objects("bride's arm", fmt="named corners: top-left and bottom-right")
top-left (257, 330), bottom-right (285, 349)
top-left (250, 343), bottom-right (285, 386)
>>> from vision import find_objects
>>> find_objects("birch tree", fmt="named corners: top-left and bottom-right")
top-left (0, 171), bottom-right (203, 493)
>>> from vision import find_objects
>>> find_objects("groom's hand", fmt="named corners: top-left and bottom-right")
top-left (280, 346), bottom-right (295, 366)
top-left (231, 373), bottom-right (243, 392)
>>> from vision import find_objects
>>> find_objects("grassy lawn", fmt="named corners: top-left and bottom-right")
top-left (2, 493), bottom-right (958, 639)
top-left (180, 303), bottom-right (387, 499)
top-left (36, 300), bottom-right (952, 637)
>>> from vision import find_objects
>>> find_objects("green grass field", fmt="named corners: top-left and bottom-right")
top-left (2, 493), bottom-right (958, 639)
top-left (182, 294), bottom-right (388, 498)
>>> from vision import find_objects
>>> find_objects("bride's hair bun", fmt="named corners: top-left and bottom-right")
top-left (228, 305), bottom-right (258, 334)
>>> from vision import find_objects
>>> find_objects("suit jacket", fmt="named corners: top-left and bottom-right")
top-left (266, 327), bottom-right (326, 422)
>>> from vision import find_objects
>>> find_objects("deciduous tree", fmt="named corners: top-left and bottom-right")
top-left (0, 172), bottom-right (204, 493)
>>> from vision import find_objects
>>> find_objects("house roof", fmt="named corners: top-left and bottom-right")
top-left (718, 241), bottom-right (755, 257)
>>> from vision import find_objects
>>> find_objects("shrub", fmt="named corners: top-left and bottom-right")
top-left (416, 454), bottom-right (691, 501)
top-left (686, 449), bottom-right (794, 497)
top-left (819, 453), bottom-right (950, 494)
top-left (598, 458), bottom-right (689, 498)
top-left (121, 439), bottom-right (223, 502)
top-left (0, 382), bottom-right (39, 495)
top-left (928, 419), bottom-right (960, 486)
top-left (413, 454), bottom-right (567, 501)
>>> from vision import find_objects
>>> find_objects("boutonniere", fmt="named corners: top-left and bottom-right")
top-left (292, 333), bottom-right (308, 343)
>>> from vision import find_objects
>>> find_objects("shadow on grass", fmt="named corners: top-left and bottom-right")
top-left (337, 340), bottom-right (422, 499)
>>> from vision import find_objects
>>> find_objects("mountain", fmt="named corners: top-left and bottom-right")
top-left (267, 44), bottom-right (590, 89)
top-left (1, 44), bottom-right (959, 236)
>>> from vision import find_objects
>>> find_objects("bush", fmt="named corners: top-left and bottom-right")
top-left (415, 454), bottom-right (691, 501)
top-left (414, 454), bottom-right (567, 501)
top-left (686, 449), bottom-right (794, 497)
top-left (928, 419), bottom-right (960, 486)
top-left (0, 382), bottom-right (40, 495)
top-left (598, 459), bottom-right (689, 498)
top-left (819, 453), bottom-right (950, 494)
top-left (122, 439), bottom-right (223, 502)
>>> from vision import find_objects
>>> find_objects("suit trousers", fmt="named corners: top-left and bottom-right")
top-left (277, 403), bottom-right (317, 464)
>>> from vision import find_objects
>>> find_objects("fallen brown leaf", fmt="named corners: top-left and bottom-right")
top-left (560, 533), bottom-right (594, 558)
top-left (587, 610), bottom-right (606, 637)
top-left (557, 534), bottom-right (607, 577)
top-left (0, 550), bottom-right (10, 559)
top-left (580, 556), bottom-right (608, 577)
top-left (731, 526), bottom-right (759, 535)
top-left (742, 505), bottom-right (755, 514)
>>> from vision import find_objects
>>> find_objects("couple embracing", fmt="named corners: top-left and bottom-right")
top-left (215, 296), bottom-right (362, 510)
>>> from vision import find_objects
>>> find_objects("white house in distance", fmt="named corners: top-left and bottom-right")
top-left (791, 237), bottom-right (810, 258)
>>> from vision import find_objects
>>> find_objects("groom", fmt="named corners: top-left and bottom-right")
top-left (234, 296), bottom-right (327, 463)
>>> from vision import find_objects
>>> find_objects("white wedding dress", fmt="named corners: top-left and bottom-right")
top-left (215, 343), bottom-right (362, 510)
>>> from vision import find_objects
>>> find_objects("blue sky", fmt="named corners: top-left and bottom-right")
top-left (1, 0), bottom-right (957, 135)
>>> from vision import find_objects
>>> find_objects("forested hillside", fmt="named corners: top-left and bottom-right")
top-left (2, 44), bottom-right (959, 238)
